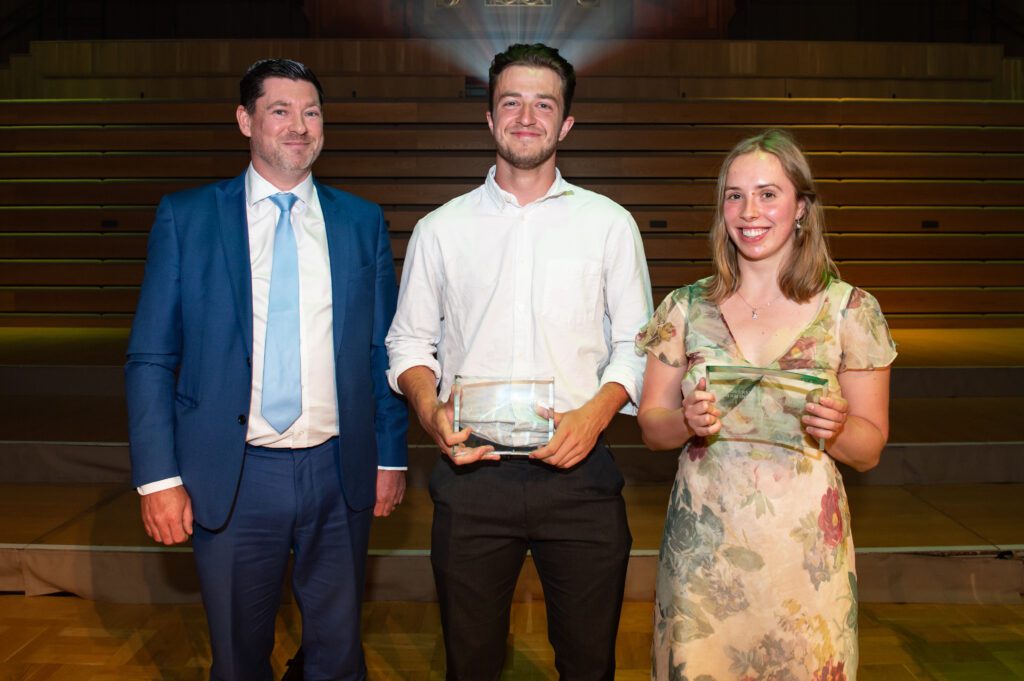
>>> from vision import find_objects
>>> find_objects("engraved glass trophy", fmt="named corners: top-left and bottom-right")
top-left (453, 376), bottom-right (555, 455)
top-left (705, 365), bottom-right (829, 456)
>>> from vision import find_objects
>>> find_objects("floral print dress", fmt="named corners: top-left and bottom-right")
top-left (636, 278), bottom-right (896, 681)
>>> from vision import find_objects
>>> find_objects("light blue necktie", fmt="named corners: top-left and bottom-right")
top-left (262, 192), bottom-right (302, 433)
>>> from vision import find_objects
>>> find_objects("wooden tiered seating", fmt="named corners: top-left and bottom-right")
top-left (1, 98), bottom-right (1023, 326)
top-left (2, 38), bottom-right (1020, 99)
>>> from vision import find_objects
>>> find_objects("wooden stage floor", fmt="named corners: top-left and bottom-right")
top-left (1, 326), bottom-right (1022, 677)
top-left (4, 482), bottom-right (1023, 560)
top-left (1, 596), bottom-right (1023, 680)
top-left (2, 481), bottom-right (1023, 604)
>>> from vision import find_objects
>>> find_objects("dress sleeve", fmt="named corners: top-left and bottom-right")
top-left (839, 287), bottom-right (897, 371)
top-left (634, 287), bottom-right (689, 368)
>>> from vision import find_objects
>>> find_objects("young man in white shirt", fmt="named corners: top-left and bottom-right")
top-left (386, 44), bottom-right (652, 680)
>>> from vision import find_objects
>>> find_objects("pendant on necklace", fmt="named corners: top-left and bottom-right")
top-left (751, 309), bottom-right (759, 320)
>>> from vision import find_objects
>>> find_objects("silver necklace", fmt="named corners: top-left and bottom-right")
top-left (735, 289), bottom-right (784, 320)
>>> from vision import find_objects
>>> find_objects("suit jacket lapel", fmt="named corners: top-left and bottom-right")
top-left (317, 181), bottom-right (349, 356)
top-left (217, 173), bottom-right (254, 354)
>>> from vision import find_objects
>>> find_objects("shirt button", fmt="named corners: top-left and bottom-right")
top-left (237, 415), bottom-right (247, 425)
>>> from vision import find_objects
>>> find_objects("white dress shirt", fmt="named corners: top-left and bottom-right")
top-left (139, 165), bottom-right (343, 495)
top-left (386, 166), bottom-right (653, 415)
top-left (243, 167), bottom-right (338, 448)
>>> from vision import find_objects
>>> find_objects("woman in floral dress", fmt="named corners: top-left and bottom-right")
top-left (635, 129), bottom-right (896, 681)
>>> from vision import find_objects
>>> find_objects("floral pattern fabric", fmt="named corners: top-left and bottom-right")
top-left (636, 278), bottom-right (896, 681)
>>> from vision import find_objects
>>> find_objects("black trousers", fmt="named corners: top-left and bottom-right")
top-left (429, 440), bottom-right (632, 681)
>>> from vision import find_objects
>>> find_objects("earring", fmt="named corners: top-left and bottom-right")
top-left (795, 218), bottom-right (803, 234)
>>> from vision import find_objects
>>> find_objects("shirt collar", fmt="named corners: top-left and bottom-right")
top-left (245, 164), bottom-right (316, 208)
top-left (483, 165), bottom-right (573, 209)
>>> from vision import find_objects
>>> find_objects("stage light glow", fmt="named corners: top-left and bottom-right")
top-left (415, 0), bottom-right (618, 87)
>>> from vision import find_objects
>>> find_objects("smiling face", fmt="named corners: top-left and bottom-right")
top-left (486, 64), bottom-right (574, 172)
top-left (722, 150), bottom-right (807, 266)
top-left (236, 76), bottom-right (324, 189)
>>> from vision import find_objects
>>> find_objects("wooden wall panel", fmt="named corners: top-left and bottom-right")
top-left (1, 45), bottom-right (1023, 326)
top-left (3, 38), bottom-right (1013, 100)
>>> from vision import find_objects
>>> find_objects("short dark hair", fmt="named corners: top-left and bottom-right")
top-left (488, 43), bottom-right (576, 118)
top-left (239, 58), bottom-right (325, 113)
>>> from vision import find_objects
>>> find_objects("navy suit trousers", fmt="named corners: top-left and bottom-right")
top-left (192, 438), bottom-right (371, 681)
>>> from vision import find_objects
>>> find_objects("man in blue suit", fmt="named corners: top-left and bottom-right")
top-left (125, 59), bottom-right (407, 681)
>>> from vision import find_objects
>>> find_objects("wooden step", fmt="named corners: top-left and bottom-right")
top-left (1, 482), bottom-right (1021, 605)
top-left (4, 99), bottom-right (1022, 126)
top-left (4, 206), bottom-right (1022, 234)
top-left (5, 151), bottom-right (1024, 180)
top-left (3, 124), bottom-right (1022, 153)
top-left (4, 178), bottom-right (1024, 207)
top-left (3, 232), bottom-right (1022, 261)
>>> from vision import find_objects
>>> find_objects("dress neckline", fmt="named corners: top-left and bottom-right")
top-left (714, 280), bottom-right (833, 368)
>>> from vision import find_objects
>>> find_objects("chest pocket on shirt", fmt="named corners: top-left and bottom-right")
top-left (541, 259), bottom-right (603, 325)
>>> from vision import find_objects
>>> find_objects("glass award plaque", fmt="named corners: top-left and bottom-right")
top-left (453, 376), bottom-right (555, 455)
top-left (705, 365), bottom-right (829, 456)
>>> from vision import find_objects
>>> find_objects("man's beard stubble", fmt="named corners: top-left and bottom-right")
top-left (256, 134), bottom-right (322, 176)
top-left (494, 136), bottom-right (558, 171)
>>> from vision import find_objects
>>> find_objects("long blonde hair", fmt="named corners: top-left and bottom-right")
top-left (704, 129), bottom-right (838, 303)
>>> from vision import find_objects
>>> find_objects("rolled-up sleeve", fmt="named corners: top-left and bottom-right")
top-left (598, 212), bottom-right (653, 412)
top-left (385, 219), bottom-right (445, 393)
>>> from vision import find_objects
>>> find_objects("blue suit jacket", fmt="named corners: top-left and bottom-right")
top-left (125, 172), bottom-right (407, 530)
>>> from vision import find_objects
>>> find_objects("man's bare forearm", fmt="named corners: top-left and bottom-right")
top-left (397, 365), bottom-right (441, 424)
top-left (578, 382), bottom-right (629, 433)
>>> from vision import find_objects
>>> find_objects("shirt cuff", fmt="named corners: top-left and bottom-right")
top-left (137, 476), bottom-right (183, 496)
top-left (598, 368), bottom-right (640, 415)
top-left (378, 466), bottom-right (408, 471)
top-left (387, 357), bottom-right (442, 394)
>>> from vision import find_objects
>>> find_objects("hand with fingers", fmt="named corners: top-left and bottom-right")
top-left (140, 485), bottom-right (193, 546)
top-left (374, 469), bottom-right (407, 517)
top-left (802, 394), bottom-right (849, 445)
top-left (682, 377), bottom-right (721, 438)
top-left (425, 393), bottom-right (498, 465)
top-left (529, 404), bottom-right (605, 469)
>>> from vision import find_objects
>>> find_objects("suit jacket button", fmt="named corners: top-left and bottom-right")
top-left (246, 357), bottom-right (252, 367)
top-left (238, 415), bottom-right (247, 425)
